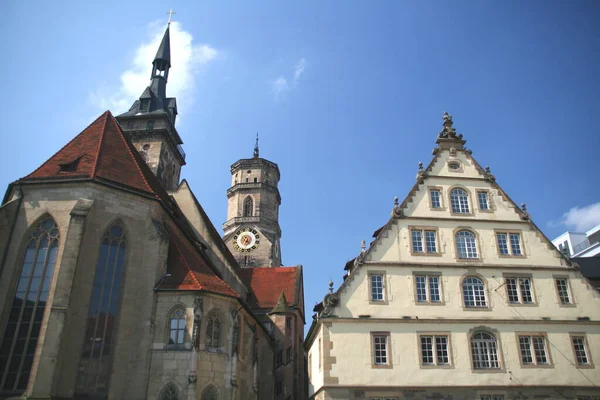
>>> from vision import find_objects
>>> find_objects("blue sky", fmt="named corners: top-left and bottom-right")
top-left (1, 1), bottom-right (599, 324)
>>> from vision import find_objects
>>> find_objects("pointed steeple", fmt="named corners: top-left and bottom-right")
top-left (269, 291), bottom-right (291, 314)
top-left (253, 133), bottom-right (259, 158)
top-left (150, 26), bottom-right (171, 101)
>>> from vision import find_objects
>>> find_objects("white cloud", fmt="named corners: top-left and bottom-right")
top-left (558, 202), bottom-right (600, 232)
top-left (91, 21), bottom-right (218, 118)
top-left (271, 57), bottom-right (308, 101)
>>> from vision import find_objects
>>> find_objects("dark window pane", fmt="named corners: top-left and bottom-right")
top-left (17, 372), bottom-right (29, 390)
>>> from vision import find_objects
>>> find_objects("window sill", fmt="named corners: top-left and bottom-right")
top-left (463, 306), bottom-right (492, 311)
top-left (415, 301), bottom-right (445, 306)
top-left (471, 368), bottom-right (504, 374)
top-left (519, 363), bottom-right (554, 369)
top-left (164, 344), bottom-right (191, 351)
top-left (411, 252), bottom-right (443, 257)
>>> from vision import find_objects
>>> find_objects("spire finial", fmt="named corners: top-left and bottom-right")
top-left (328, 280), bottom-right (334, 293)
top-left (253, 133), bottom-right (259, 158)
top-left (166, 9), bottom-right (176, 25)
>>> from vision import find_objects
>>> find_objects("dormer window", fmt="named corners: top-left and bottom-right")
top-left (58, 157), bottom-right (81, 173)
top-left (140, 99), bottom-right (150, 113)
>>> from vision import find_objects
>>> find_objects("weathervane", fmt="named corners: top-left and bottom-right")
top-left (167, 9), bottom-right (176, 25)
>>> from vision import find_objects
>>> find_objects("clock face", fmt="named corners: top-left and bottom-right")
top-left (233, 227), bottom-right (260, 253)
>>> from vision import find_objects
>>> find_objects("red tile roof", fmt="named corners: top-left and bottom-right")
top-left (18, 111), bottom-right (170, 202)
top-left (239, 267), bottom-right (298, 309)
top-left (158, 224), bottom-right (239, 297)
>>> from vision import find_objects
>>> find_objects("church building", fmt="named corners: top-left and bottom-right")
top-left (306, 114), bottom-right (600, 399)
top-left (0, 23), bottom-right (305, 400)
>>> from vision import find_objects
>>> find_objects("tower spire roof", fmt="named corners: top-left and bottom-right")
top-left (154, 25), bottom-right (171, 68)
top-left (253, 133), bottom-right (259, 158)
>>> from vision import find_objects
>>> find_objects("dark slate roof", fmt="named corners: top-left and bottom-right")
top-left (154, 25), bottom-right (171, 66)
top-left (573, 256), bottom-right (600, 279)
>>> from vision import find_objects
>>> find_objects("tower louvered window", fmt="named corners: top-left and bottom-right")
top-left (76, 224), bottom-right (126, 394)
top-left (243, 197), bottom-right (254, 217)
top-left (0, 217), bottom-right (59, 391)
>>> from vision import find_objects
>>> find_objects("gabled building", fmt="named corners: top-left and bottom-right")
top-left (0, 23), bottom-right (305, 400)
top-left (306, 113), bottom-right (600, 400)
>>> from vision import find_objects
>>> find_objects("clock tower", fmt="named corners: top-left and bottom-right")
top-left (223, 138), bottom-right (282, 268)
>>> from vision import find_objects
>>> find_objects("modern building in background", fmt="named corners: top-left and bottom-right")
top-left (552, 224), bottom-right (600, 258)
top-left (0, 24), bottom-right (305, 400)
top-left (306, 114), bottom-right (600, 399)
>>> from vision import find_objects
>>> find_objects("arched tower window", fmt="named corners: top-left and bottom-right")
top-left (76, 223), bottom-right (126, 394)
top-left (159, 382), bottom-right (180, 400)
top-left (206, 310), bottom-right (222, 349)
top-left (168, 307), bottom-right (186, 346)
top-left (202, 385), bottom-right (219, 400)
top-left (0, 216), bottom-right (59, 392)
top-left (243, 197), bottom-right (254, 217)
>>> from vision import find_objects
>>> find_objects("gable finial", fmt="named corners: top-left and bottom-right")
top-left (253, 133), bottom-right (259, 158)
top-left (166, 9), bottom-right (176, 25)
top-left (328, 280), bottom-right (334, 293)
top-left (438, 111), bottom-right (463, 141)
top-left (361, 239), bottom-right (366, 252)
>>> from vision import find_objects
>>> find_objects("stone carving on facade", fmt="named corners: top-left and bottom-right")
top-left (320, 281), bottom-right (339, 318)
top-left (416, 161), bottom-right (428, 183)
top-left (150, 218), bottom-right (169, 243)
top-left (354, 240), bottom-right (367, 268)
top-left (520, 203), bottom-right (530, 221)
top-left (438, 112), bottom-right (463, 140)
top-left (192, 296), bottom-right (203, 351)
top-left (484, 166), bottom-right (496, 182)
top-left (392, 196), bottom-right (404, 218)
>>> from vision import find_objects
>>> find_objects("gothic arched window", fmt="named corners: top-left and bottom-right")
top-left (0, 216), bottom-right (59, 392)
top-left (456, 230), bottom-right (478, 259)
top-left (471, 332), bottom-right (500, 369)
top-left (243, 197), bottom-right (254, 217)
top-left (168, 307), bottom-right (186, 346)
top-left (206, 311), bottom-right (222, 349)
top-left (450, 188), bottom-right (470, 213)
top-left (76, 223), bottom-right (126, 394)
top-left (159, 382), bottom-right (180, 400)
top-left (202, 385), bottom-right (218, 400)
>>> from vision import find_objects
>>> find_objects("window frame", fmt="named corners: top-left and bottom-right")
top-left (409, 226), bottom-right (440, 256)
top-left (503, 274), bottom-right (536, 306)
top-left (427, 186), bottom-right (444, 210)
top-left (554, 276), bottom-right (575, 307)
top-left (469, 330), bottom-right (504, 372)
top-left (454, 228), bottom-right (480, 261)
top-left (166, 306), bottom-right (187, 348)
top-left (461, 275), bottom-right (490, 310)
top-left (476, 190), bottom-right (492, 212)
top-left (368, 271), bottom-right (387, 305)
top-left (413, 273), bottom-right (444, 305)
top-left (417, 332), bottom-right (453, 368)
top-left (570, 333), bottom-right (594, 369)
top-left (205, 309), bottom-right (223, 351)
top-left (448, 186), bottom-right (472, 215)
top-left (516, 332), bottom-right (553, 368)
top-left (371, 331), bottom-right (392, 368)
top-left (447, 160), bottom-right (464, 172)
top-left (494, 230), bottom-right (525, 258)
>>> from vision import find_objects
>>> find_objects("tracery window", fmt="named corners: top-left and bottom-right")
top-left (159, 382), bottom-right (180, 400)
top-left (456, 230), bottom-right (478, 259)
top-left (471, 332), bottom-right (500, 369)
top-left (202, 385), bottom-right (218, 400)
top-left (206, 311), bottom-right (222, 349)
top-left (168, 307), bottom-right (186, 346)
top-left (76, 223), bottom-right (126, 394)
top-left (0, 216), bottom-right (59, 392)
top-left (243, 196), bottom-right (254, 217)
top-left (450, 188), bottom-right (470, 213)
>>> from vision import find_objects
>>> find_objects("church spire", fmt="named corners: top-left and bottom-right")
top-left (253, 133), bottom-right (259, 158)
top-left (150, 26), bottom-right (171, 100)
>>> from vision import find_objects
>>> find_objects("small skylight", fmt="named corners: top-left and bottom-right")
top-left (58, 157), bottom-right (82, 173)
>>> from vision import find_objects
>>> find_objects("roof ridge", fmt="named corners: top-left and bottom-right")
top-left (90, 111), bottom-right (110, 178)
top-left (22, 111), bottom-right (109, 180)
top-left (106, 112), bottom-right (156, 196)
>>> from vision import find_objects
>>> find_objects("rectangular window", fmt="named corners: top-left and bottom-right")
top-left (477, 191), bottom-right (489, 210)
top-left (518, 335), bottom-right (549, 365)
top-left (430, 189), bottom-right (441, 209)
top-left (411, 229), bottom-right (437, 254)
top-left (373, 334), bottom-right (389, 366)
top-left (480, 396), bottom-right (504, 400)
top-left (497, 232), bottom-right (523, 256)
top-left (415, 275), bottom-right (441, 303)
top-left (505, 277), bottom-right (534, 304)
top-left (420, 335), bottom-right (450, 366)
top-left (370, 274), bottom-right (384, 302)
top-left (555, 279), bottom-right (571, 304)
top-left (146, 120), bottom-right (155, 131)
top-left (572, 336), bottom-right (590, 366)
